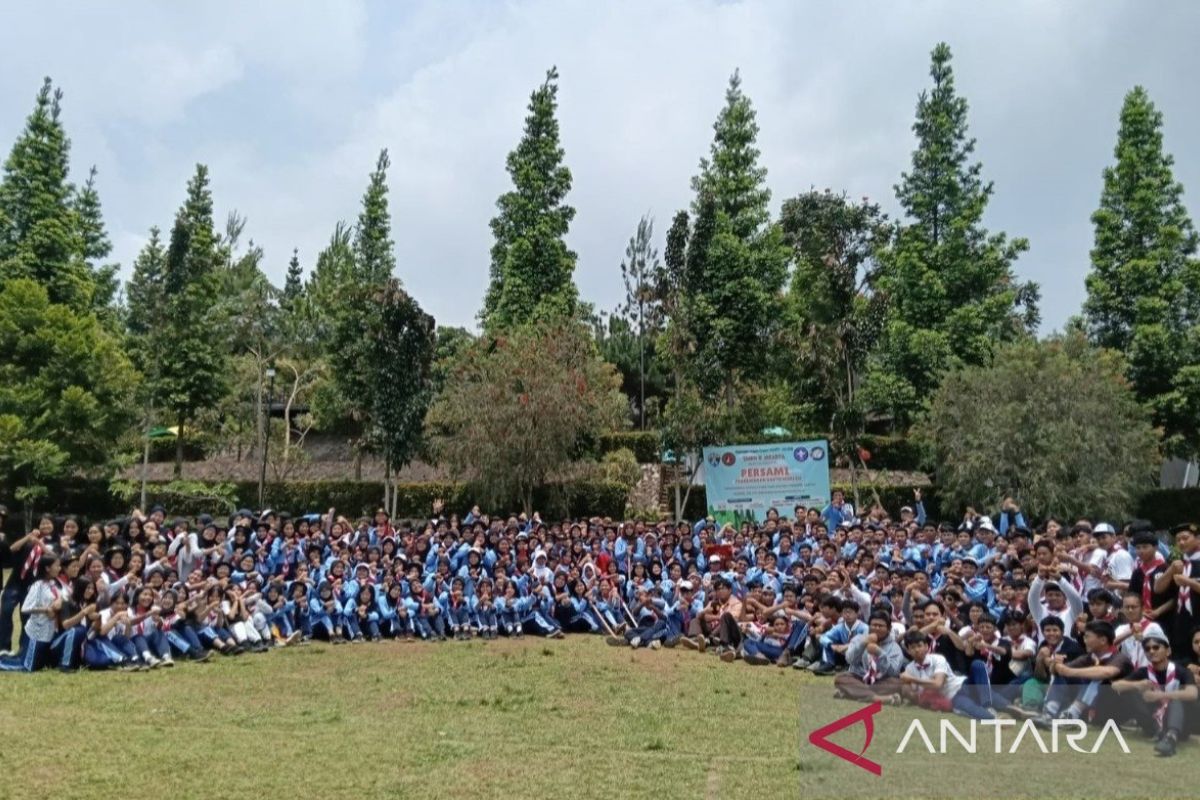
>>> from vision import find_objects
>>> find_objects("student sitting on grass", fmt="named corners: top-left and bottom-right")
top-left (832, 611), bottom-right (905, 702)
top-left (1111, 628), bottom-right (1198, 757)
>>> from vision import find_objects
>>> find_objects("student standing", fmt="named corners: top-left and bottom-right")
top-left (0, 554), bottom-right (61, 672)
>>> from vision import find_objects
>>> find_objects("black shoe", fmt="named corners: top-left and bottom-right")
top-left (663, 636), bottom-right (679, 648)
top-left (1154, 733), bottom-right (1177, 757)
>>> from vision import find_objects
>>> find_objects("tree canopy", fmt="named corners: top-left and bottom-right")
top-left (924, 334), bottom-right (1158, 521)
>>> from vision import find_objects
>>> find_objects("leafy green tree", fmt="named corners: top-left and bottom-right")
top-left (157, 165), bottom-right (228, 475)
top-left (685, 72), bottom-right (789, 408)
top-left (779, 190), bottom-right (892, 490)
top-left (431, 325), bottom-right (475, 397)
top-left (0, 278), bottom-right (137, 503)
top-left (616, 214), bottom-right (662, 429)
top-left (1083, 86), bottom-right (1200, 456)
top-left (306, 223), bottom-right (360, 444)
top-left (481, 67), bottom-right (578, 329)
top-left (426, 321), bottom-right (624, 514)
top-left (923, 333), bottom-right (1158, 521)
top-left (364, 279), bottom-right (436, 512)
top-left (870, 43), bottom-right (1039, 426)
top-left (0, 78), bottom-right (93, 312)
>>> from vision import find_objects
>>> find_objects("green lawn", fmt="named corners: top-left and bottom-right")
top-left (0, 633), bottom-right (1193, 799)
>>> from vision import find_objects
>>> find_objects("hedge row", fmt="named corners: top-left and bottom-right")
top-left (1136, 488), bottom-right (1200, 530)
top-left (597, 431), bottom-right (660, 463)
top-left (2, 478), bottom-right (629, 530)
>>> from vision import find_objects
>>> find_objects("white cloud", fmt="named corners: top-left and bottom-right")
top-left (1, 0), bottom-right (1198, 333)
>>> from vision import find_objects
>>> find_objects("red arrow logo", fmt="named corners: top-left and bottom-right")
top-left (807, 701), bottom-right (883, 775)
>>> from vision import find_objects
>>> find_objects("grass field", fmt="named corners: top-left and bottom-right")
top-left (0, 633), bottom-right (1195, 799)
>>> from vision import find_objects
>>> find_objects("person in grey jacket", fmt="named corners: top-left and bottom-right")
top-left (833, 611), bottom-right (906, 702)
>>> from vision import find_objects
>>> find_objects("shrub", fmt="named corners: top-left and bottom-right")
top-left (597, 431), bottom-right (660, 463)
top-left (856, 435), bottom-right (928, 471)
top-left (598, 448), bottom-right (641, 490)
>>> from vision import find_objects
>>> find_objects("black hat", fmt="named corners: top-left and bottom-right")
top-left (1171, 522), bottom-right (1197, 536)
top-left (1131, 531), bottom-right (1158, 547)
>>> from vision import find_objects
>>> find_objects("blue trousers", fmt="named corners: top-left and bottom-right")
top-left (785, 623), bottom-right (808, 653)
top-left (0, 638), bottom-right (51, 672)
top-left (952, 661), bottom-right (996, 720)
top-left (819, 627), bottom-right (851, 665)
top-left (522, 612), bottom-right (560, 636)
top-left (84, 636), bottom-right (133, 668)
top-left (51, 625), bottom-right (87, 669)
top-left (743, 638), bottom-right (786, 660)
top-left (165, 624), bottom-right (207, 658)
top-left (447, 605), bottom-right (471, 630)
top-left (132, 630), bottom-right (171, 660)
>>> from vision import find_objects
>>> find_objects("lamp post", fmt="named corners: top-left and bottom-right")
top-left (259, 364), bottom-right (276, 510)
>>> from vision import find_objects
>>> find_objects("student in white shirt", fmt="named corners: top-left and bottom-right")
top-left (897, 629), bottom-right (994, 719)
top-left (0, 555), bottom-right (61, 673)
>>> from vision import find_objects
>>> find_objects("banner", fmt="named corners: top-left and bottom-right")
top-left (702, 440), bottom-right (831, 525)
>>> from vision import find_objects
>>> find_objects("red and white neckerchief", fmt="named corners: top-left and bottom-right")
top-left (1146, 661), bottom-right (1179, 728)
top-left (864, 652), bottom-right (879, 685)
top-left (1139, 553), bottom-right (1165, 608)
top-left (1180, 556), bottom-right (1198, 615)
top-left (21, 541), bottom-right (44, 580)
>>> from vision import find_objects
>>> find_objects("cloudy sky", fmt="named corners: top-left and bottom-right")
top-left (2, 1), bottom-right (1197, 332)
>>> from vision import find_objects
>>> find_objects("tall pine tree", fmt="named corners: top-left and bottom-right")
top-left (282, 247), bottom-right (303, 308)
top-left (157, 165), bottom-right (228, 476)
top-left (1084, 86), bottom-right (1200, 455)
top-left (482, 67), bottom-right (577, 330)
top-left (684, 71), bottom-right (788, 408)
top-left (0, 77), bottom-right (93, 312)
top-left (868, 43), bottom-right (1039, 426)
top-left (354, 149), bottom-right (396, 285)
top-left (72, 165), bottom-right (119, 315)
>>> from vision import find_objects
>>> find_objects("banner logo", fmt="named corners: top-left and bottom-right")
top-left (808, 701), bottom-right (883, 776)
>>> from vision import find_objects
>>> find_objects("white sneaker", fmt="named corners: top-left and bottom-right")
top-left (630, 636), bottom-right (642, 648)
top-left (146, 656), bottom-right (161, 669)
top-left (649, 640), bottom-right (662, 650)
top-left (160, 657), bottom-right (175, 668)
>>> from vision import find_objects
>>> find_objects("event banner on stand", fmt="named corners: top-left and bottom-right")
top-left (702, 440), bottom-right (831, 525)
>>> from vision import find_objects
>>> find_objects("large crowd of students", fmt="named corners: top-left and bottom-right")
top-left (1, 492), bottom-right (1198, 757)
